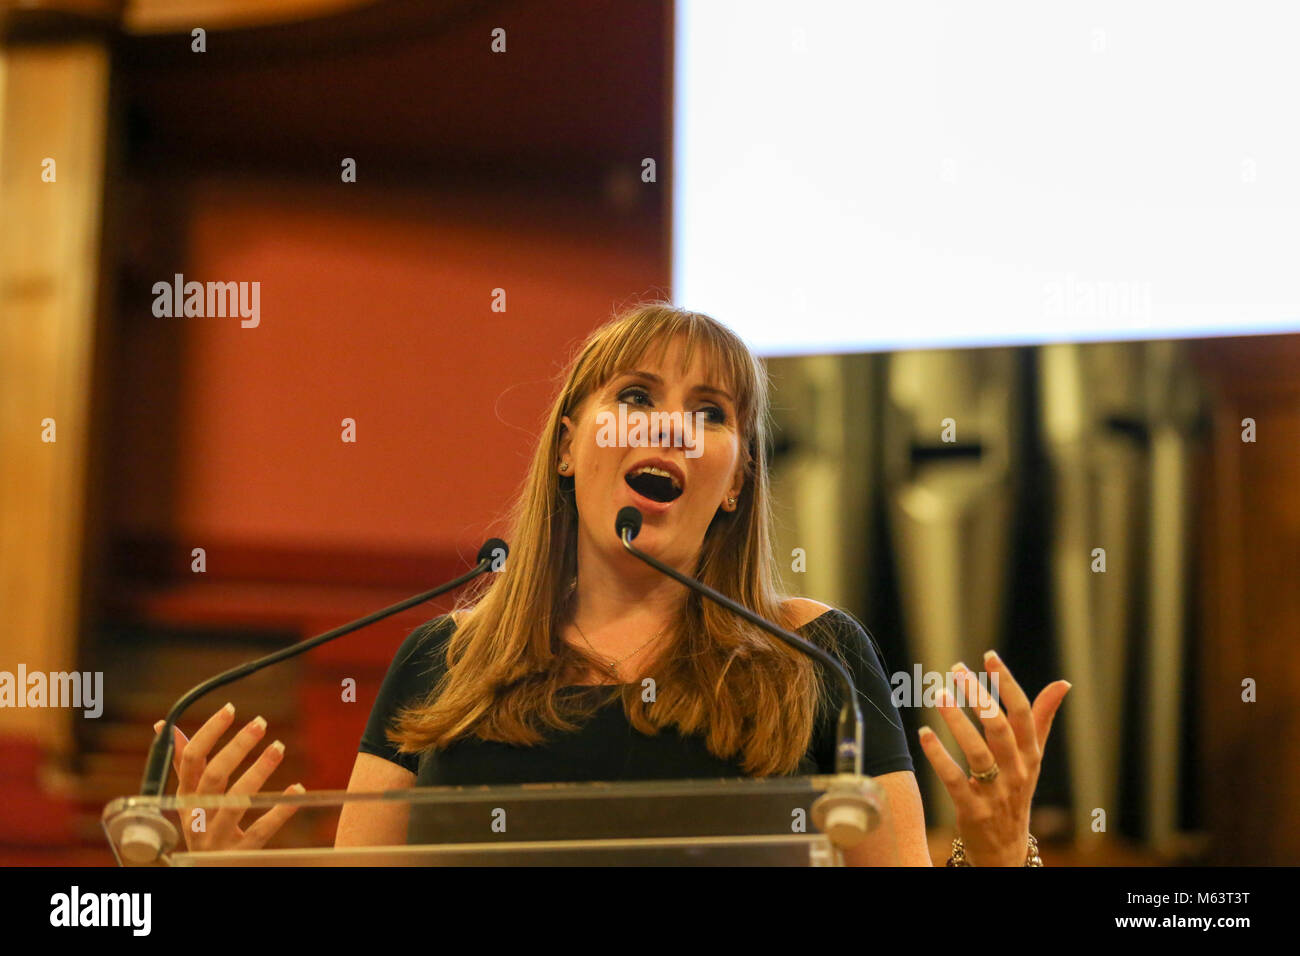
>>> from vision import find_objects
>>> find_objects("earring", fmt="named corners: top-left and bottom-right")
top-left (726, 496), bottom-right (737, 508)
top-left (559, 461), bottom-right (570, 473)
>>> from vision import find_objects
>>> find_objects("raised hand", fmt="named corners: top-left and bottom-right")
top-left (916, 650), bottom-right (1070, 866)
top-left (153, 702), bottom-right (304, 852)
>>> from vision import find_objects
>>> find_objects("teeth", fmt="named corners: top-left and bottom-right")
top-left (630, 465), bottom-right (682, 490)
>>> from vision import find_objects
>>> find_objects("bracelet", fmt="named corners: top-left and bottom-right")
top-left (946, 832), bottom-right (1042, 867)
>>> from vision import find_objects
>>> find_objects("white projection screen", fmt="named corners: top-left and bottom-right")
top-left (671, 1), bottom-right (1300, 355)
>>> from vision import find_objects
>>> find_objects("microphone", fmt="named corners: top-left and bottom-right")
top-left (614, 507), bottom-right (879, 848)
top-left (109, 538), bottom-right (509, 863)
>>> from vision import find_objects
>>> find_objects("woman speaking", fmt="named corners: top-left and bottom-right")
top-left (154, 302), bottom-right (1070, 866)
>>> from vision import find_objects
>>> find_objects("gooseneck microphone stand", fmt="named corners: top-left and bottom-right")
top-left (112, 538), bottom-right (508, 862)
top-left (614, 507), bottom-right (880, 848)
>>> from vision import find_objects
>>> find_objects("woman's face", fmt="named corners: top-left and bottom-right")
top-left (559, 337), bottom-right (745, 572)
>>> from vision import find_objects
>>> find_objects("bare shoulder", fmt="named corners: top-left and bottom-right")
top-left (781, 597), bottom-right (836, 630)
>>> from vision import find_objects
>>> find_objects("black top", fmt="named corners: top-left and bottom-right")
top-left (358, 608), bottom-right (914, 786)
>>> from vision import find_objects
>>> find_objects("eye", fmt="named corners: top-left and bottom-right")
top-left (617, 385), bottom-right (653, 406)
top-left (701, 404), bottom-right (727, 425)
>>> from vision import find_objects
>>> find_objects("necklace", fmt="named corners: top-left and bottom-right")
top-left (572, 617), bottom-right (669, 680)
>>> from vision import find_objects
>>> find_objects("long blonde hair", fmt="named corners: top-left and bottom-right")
top-left (390, 302), bottom-right (833, 775)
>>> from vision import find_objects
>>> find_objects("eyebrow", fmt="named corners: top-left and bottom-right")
top-left (616, 370), bottom-right (735, 404)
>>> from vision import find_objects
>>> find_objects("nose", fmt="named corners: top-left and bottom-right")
top-left (652, 407), bottom-right (688, 448)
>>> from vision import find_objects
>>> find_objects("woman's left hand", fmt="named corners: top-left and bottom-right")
top-left (917, 650), bottom-right (1071, 866)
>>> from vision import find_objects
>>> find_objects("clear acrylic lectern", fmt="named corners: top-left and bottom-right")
top-left (102, 774), bottom-right (883, 866)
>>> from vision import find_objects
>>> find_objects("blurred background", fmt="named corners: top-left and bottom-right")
top-left (1, 0), bottom-right (1296, 866)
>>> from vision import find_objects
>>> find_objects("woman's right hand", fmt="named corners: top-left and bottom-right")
top-left (152, 703), bottom-right (305, 852)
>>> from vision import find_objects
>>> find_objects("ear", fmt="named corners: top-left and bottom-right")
top-left (557, 414), bottom-right (575, 468)
top-left (725, 462), bottom-right (745, 509)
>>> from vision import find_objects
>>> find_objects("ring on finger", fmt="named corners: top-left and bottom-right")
top-left (970, 762), bottom-right (1000, 783)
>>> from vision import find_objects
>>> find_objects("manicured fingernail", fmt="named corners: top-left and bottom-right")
top-left (222, 702), bottom-right (235, 716)
top-left (288, 783), bottom-right (306, 793)
top-left (918, 726), bottom-right (933, 739)
top-left (267, 739), bottom-right (285, 755)
top-left (983, 649), bottom-right (1000, 664)
top-left (953, 661), bottom-right (969, 673)
top-left (250, 716), bottom-right (267, 732)
top-left (153, 721), bottom-right (163, 732)
top-left (1062, 681), bottom-right (1073, 691)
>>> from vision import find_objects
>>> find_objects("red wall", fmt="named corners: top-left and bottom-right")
top-left (111, 176), bottom-right (667, 557)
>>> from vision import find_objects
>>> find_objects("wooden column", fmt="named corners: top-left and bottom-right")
top-left (1191, 334), bottom-right (1300, 865)
top-left (0, 35), bottom-right (111, 762)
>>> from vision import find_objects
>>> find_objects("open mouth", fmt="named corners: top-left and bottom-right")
top-left (624, 465), bottom-right (684, 503)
